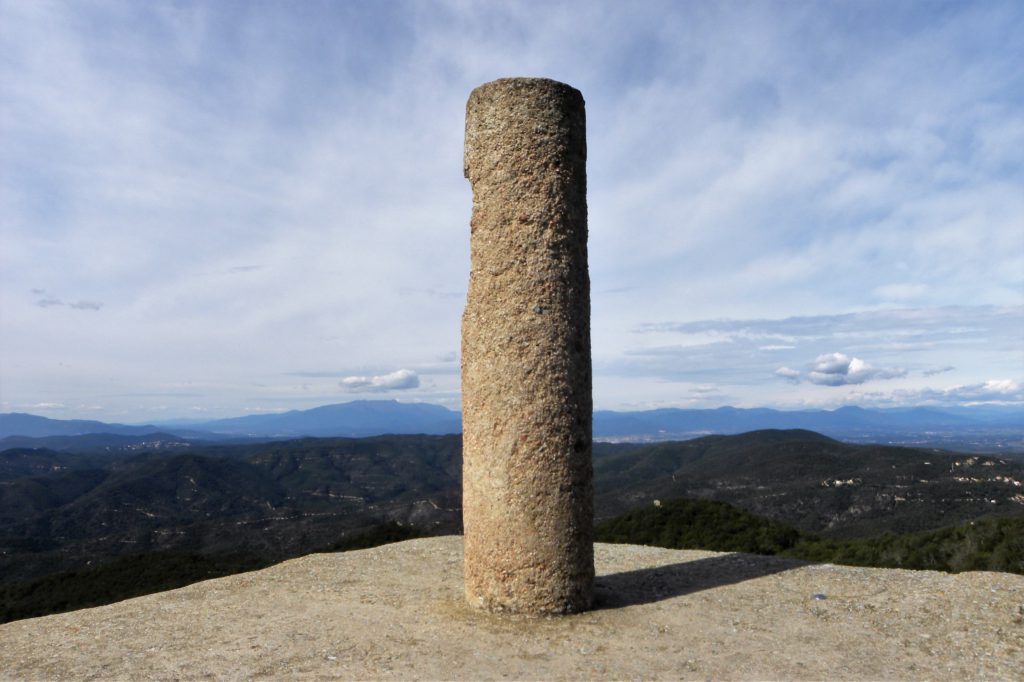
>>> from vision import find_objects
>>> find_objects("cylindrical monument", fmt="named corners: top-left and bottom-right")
top-left (462, 77), bottom-right (593, 615)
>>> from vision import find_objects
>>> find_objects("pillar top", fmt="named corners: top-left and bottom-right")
top-left (464, 77), bottom-right (586, 181)
top-left (468, 76), bottom-right (583, 98)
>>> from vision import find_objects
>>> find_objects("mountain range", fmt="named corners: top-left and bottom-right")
top-left (2, 400), bottom-right (1021, 452)
top-left (0, 401), bottom-right (462, 441)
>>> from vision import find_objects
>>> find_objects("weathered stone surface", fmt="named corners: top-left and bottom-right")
top-left (1, 537), bottom-right (1021, 680)
top-left (462, 77), bottom-right (593, 614)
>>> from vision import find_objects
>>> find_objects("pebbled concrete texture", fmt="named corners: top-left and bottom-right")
top-left (462, 77), bottom-right (593, 615)
top-left (1, 536), bottom-right (1022, 680)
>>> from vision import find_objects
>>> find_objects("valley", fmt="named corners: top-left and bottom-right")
top-left (2, 429), bottom-right (1023, 623)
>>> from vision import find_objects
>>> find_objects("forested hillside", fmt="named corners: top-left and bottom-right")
top-left (3, 429), bottom-right (1022, 623)
top-left (596, 497), bottom-right (1024, 574)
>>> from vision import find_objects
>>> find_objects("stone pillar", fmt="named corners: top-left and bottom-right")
top-left (461, 77), bottom-right (593, 615)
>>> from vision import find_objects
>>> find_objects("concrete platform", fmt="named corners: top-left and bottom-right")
top-left (1, 536), bottom-right (1021, 679)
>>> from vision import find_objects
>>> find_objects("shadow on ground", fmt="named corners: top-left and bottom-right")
top-left (594, 552), bottom-right (807, 609)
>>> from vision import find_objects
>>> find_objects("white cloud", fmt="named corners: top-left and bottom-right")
top-left (806, 352), bottom-right (907, 386)
top-left (774, 367), bottom-right (800, 384)
top-left (339, 369), bottom-right (420, 393)
top-left (977, 379), bottom-right (1020, 395)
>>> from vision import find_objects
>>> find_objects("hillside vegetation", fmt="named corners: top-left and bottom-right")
top-left (596, 497), bottom-right (1024, 574)
top-left (593, 430), bottom-right (1024, 537)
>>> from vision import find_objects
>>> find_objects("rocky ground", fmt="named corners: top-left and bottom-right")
top-left (1, 536), bottom-right (1021, 680)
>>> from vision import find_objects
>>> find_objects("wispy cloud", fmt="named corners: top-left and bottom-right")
top-left (635, 306), bottom-right (1021, 345)
top-left (31, 289), bottom-right (103, 311)
top-left (856, 379), bottom-right (1023, 407)
top-left (290, 371), bottom-right (348, 379)
top-left (608, 305), bottom-right (1020, 408)
top-left (622, 306), bottom-right (1019, 371)
top-left (27, 402), bottom-right (65, 410)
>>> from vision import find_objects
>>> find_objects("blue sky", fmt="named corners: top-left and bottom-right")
top-left (1, 0), bottom-right (1021, 422)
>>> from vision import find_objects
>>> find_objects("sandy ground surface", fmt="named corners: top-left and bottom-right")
top-left (1, 536), bottom-right (1022, 680)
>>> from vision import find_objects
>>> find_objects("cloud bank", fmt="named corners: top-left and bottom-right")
top-left (1, 1), bottom-right (1020, 419)
top-left (858, 379), bottom-right (1023, 407)
top-left (608, 305), bottom-right (1021, 408)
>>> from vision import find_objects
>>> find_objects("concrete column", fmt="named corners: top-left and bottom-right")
top-left (461, 77), bottom-right (593, 615)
